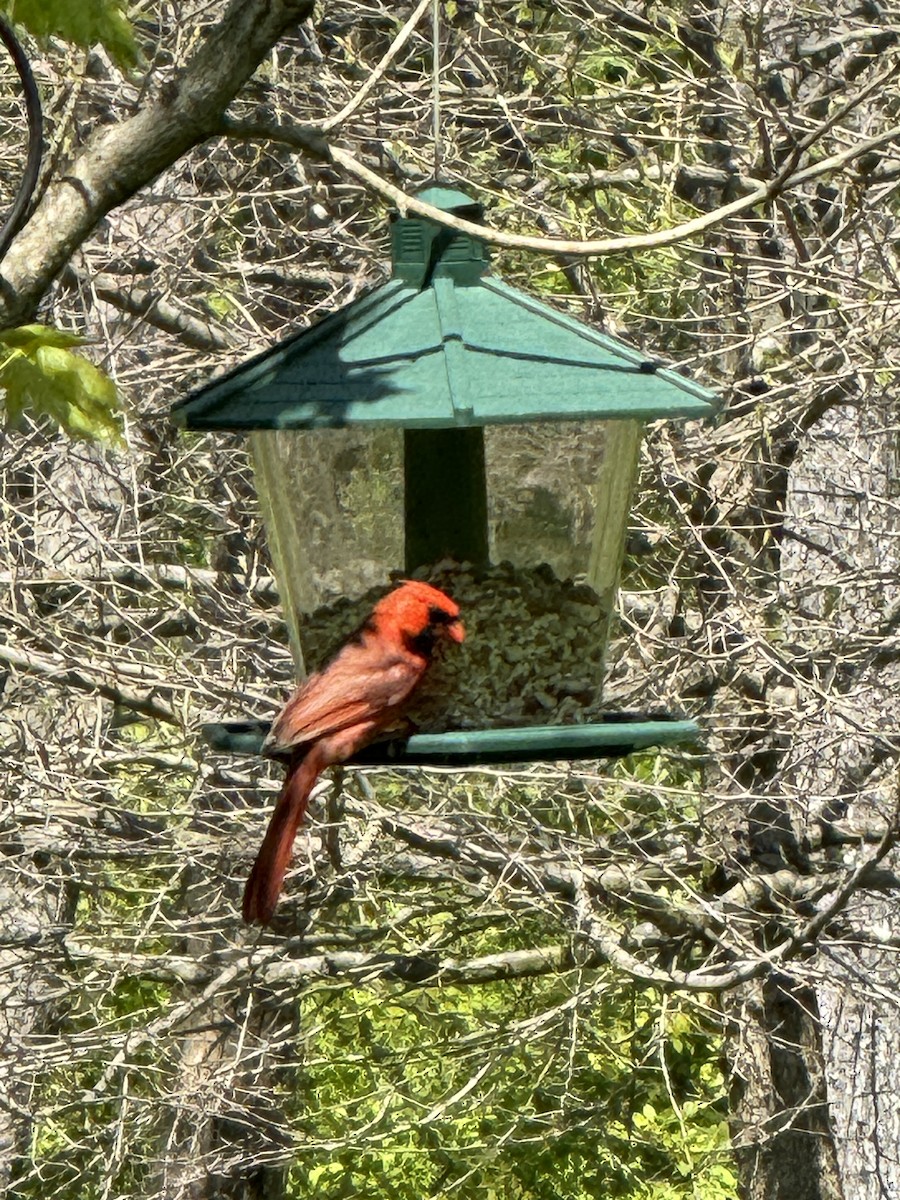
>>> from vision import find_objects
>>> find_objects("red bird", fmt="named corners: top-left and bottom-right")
top-left (242, 580), bottom-right (464, 924)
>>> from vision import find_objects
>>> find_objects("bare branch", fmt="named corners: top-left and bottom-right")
top-left (0, 0), bottom-right (315, 327)
top-left (316, 0), bottom-right (434, 134)
top-left (220, 117), bottom-right (900, 259)
top-left (66, 267), bottom-right (234, 352)
top-left (0, 639), bottom-right (179, 724)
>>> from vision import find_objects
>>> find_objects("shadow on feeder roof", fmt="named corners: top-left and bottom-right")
top-left (172, 186), bottom-right (719, 432)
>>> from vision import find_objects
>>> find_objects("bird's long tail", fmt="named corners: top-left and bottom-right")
top-left (242, 750), bottom-right (323, 924)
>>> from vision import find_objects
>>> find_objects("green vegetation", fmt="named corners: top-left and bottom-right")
top-left (2, 0), bottom-right (137, 67)
top-left (0, 324), bottom-right (124, 445)
top-left (20, 746), bottom-right (732, 1200)
top-left (292, 957), bottom-right (732, 1199)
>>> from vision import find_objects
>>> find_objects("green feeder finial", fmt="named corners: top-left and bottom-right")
top-left (390, 186), bottom-right (489, 287)
top-left (173, 183), bottom-right (717, 433)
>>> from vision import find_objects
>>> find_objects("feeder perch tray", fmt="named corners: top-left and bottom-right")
top-left (201, 714), bottom-right (699, 767)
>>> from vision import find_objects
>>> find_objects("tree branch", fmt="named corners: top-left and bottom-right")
top-left (316, 0), bottom-right (433, 133)
top-left (66, 267), bottom-right (234, 352)
top-left (221, 117), bottom-right (900, 259)
top-left (0, 0), bottom-right (315, 328)
top-left (0, 639), bottom-right (179, 724)
top-left (0, 561), bottom-right (280, 602)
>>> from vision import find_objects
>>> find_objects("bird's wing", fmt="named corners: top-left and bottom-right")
top-left (265, 643), bottom-right (423, 754)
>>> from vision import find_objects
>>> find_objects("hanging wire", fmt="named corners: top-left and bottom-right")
top-left (0, 15), bottom-right (42, 262)
top-left (431, 0), bottom-right (442, 179)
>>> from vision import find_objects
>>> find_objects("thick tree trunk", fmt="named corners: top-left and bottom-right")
top-left (150, 837), bottom-right (297, 1199)
top-left (726, 977), bottom-right (844, 1200)
top-left (782, 402), bottom-right (900, 1199)
top-left (819, 896), bottom-right (900, 1199)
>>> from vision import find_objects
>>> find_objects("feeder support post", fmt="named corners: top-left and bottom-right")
top-left (587, 418), bottom-right (643, 643)
top-left (404, 427), bottom-right (490, 572)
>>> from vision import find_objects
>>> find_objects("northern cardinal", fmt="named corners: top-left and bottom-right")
top-left (242, 580), bottom-right (464, 924)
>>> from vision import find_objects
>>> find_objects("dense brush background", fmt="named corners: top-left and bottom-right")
top-left (1, 2), bottom-right (899, 1197)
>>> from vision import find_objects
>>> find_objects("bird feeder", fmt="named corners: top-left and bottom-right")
top-left (173, 186), bottom-right (717, 764)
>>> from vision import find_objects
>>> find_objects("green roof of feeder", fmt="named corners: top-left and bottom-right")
top-left (173, 189), bottom-right (718, 431)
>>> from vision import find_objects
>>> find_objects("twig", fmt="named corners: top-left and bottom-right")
top-left (315, 0), bottom-right (433, 133)
top-left (220, 117), bottom-right (900, 259)
top-left (0, 640), bottom-right (179, 725)
top-left (66, 267), bottom-right (234, 352)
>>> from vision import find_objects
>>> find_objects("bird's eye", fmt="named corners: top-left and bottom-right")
top-left (428, 605), bottom-right (455, 626)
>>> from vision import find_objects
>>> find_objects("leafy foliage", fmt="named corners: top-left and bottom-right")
top-left (293, 970), bottom-right (733, 1200)
top-left (0, 323), bottom-right (124, 445)
top-left (2, 0), bottom-right (137, 67)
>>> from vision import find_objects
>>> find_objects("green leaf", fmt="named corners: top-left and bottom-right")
top-left (0, 323), bottom-right (86, 350)
top-left (3, 0), bottom-right (138, 67)
top-left (0, 324), bottom-right (125, 446)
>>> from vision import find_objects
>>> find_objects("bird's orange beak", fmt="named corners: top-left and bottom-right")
top-left (447, 618), bottom-right (465, 643)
